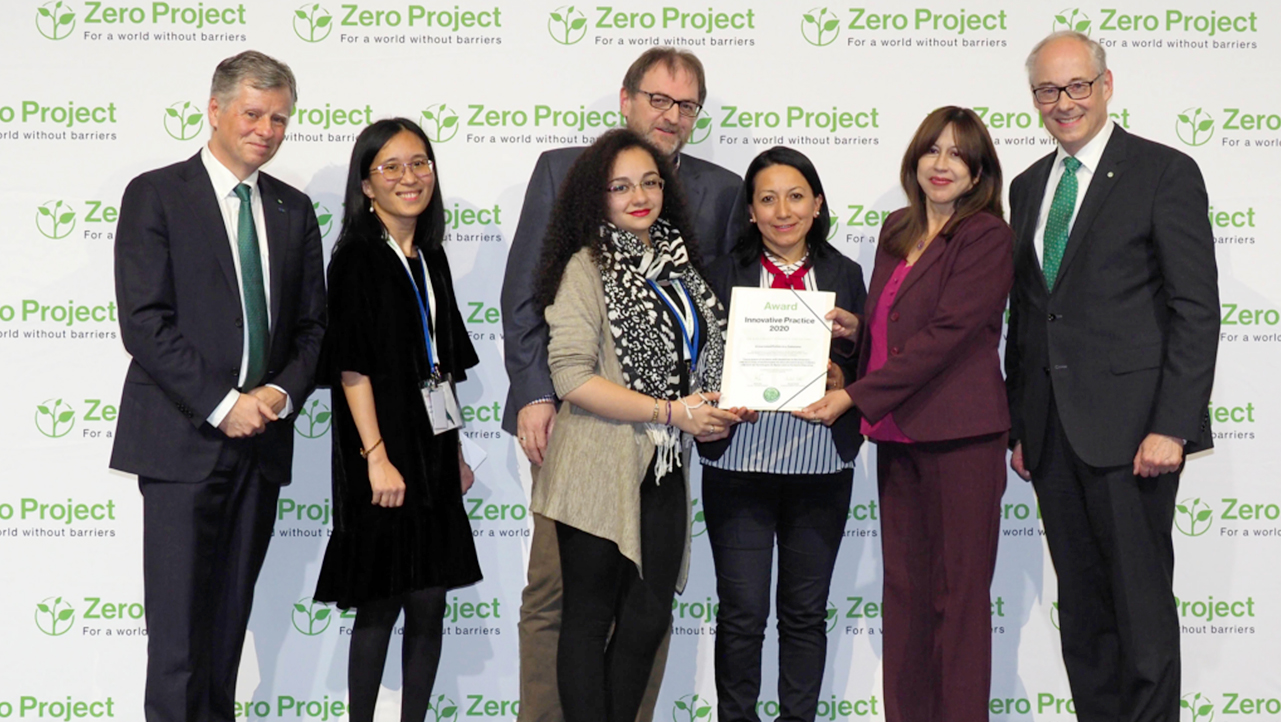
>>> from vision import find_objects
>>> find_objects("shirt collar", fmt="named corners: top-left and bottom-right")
top-left (201, 144), bottom-right (260, 200)
top-left (1055, 118), bottom-right (1114, 175)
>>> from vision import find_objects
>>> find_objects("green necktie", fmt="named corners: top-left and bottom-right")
top-left (1042, 155), bottom-right (1082, 290)
top-left (233, 183), bottom-right (269, 389)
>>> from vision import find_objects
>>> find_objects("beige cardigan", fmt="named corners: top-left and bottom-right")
top-left (531, 248), bottom-right (691, 592)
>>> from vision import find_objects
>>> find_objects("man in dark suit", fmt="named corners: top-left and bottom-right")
top-left (500, 47), bottom-right (744, 722)
top-left (110, 51), bottom-right (326, 722)
top-left (1005, 32), bottom-right (1219, 722)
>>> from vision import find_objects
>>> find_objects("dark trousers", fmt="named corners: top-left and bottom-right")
top-left (1032, 409), bottom-right (1180, 722)
top-left (702, 466), bottom-right (852, 722)
top-left (556, 462), bottom-right (686, 722)
top-left (139, 445), bottom-right (280, 722)
top-left (877, 432), bottom-right (1007, 722)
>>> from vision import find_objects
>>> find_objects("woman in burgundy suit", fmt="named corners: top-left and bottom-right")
top-left (800, 106), bottom-right (1013, 722)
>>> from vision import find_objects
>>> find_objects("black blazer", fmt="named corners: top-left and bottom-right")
top-left (698, 248), bottom-right (867, 463)
top-left (1005, 126), bottom-right (1219, 469)
top-left (499, 146), bottom-right (746, 434)
top-left (110, 153), bottom-right (327, 483)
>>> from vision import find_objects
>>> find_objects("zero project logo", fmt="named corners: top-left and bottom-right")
top-left (36, 200), bottom-right (77, 239)
top-left (689, 497), bottom-right (706, 538)
top-left (801, 7), bottom-right (840, 46)
top-left (1176, 497), bottom-right (1215, 537)
top-left (426, 695), bottom-right (460, 722)
top-left (291, 598), bottom-right (334, 636)
top-left (1052, 8), bottom-right (1091, 33)
top-left (164, 101), bottom-right (205, 141)
top-left (294, 2), bottom-right (334, 42)
top-left (422, 104), bottom-right (460, 143)
top-left (1176, 108), bottom-right (1216, 147)
top-left (686, 111), bottom-right (712, 145)
top-left (35, 398), bottom-right (75, 438)
top-left (35, 596), bottom-right (76, 636)
top-left (673, 694), bottom-right (713, 721)
top-left (36, 0), bottom-right (77, 40)
top-left (295, 398), bottom-right (332, 438)
top-left (826, 601), bottom-right (839, 633)
top-left (548, 5), bottom-right (588, 45)
top-left (1181, 692), bottom-right (1215, 722)
top-left (313, 202), bottom-right (335, 239)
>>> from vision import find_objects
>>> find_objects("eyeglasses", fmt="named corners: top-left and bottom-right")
top-left (1031, 72), bottom-right (1106, 104)
top-left (606, 178), bottom-right (665, 196)
top-left (373, 158), bottom-right (434, 181)
top-left (635, 90), bottom-right (702, 118)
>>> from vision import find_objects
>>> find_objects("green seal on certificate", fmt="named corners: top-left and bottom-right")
top-left (763, 388), bottom-right (780, 403)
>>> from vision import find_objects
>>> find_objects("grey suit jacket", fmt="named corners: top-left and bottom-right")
top-left (500, 146), bottom-right (745, 433)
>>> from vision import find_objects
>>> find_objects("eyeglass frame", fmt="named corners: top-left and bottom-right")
top-left (634, 90), bottom-right (703, 118)
top-left (1030, 71), bottom-right (1107, 105)
top-left (372, 157), bottom-right (435, 181)
top-left (606, 177), bottom-right (666, 196)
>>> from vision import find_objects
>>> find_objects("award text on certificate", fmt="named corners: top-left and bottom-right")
top-left (719, 287), bottom-right (835, 411)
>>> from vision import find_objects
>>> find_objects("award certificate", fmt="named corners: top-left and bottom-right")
top-left (719, 286), bottom-right (835, 411)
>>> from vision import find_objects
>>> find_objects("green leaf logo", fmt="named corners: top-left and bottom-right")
top-left (672, 693), bottom-right (712, 722)
top-left (312, 201), bottom-right (335, 239)
top-left (1181, 692), bottom-right (1215, 722)
top-left (826, 208), bottom-right (840, 242)
top-left (34, 596), bottom-right (76, 636)
top-left (1174, 497), bottom-right (1215, 537)
top-left (290, 597), bottom-right (335, 636)
top-left (1175, 107), bottom-right (1215, 147)
top-left (825, 601), bottom-right (839, 633)
top-left (686, 112), bottom-right (713, 145)
top-left (35, 398), bottom-right (75, 438)
top-left (422, 103), bottom-right (461, 143)
top-left (1050, 600), bottom-right (1060, 630)
top-left (427, 694), bottom-right (460, 722)
top-left (35, 0), bottom-right (76, 40)
top-left (164, 100), bottom-right (205, 141)
top-left (1051, 8), bottom-right (1091, 34)
top-left (295, 397), bottom-right (333, 439)
top-left (548, 5), bottom-right (588, 45)
top-left (35, 200), bottom-right (77, 239)
top-left (293, 2), bottom-right (334, 43)
top-left (689, 497), bottom-right (707, 538)
top-left (801, 7), bottom-right (841, 47)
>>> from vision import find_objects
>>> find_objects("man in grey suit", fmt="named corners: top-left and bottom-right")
top-left (500, 47), bottom-right (745, 722)
top-left (1005, 32), bottom-right (1218, 722)
top-left (111, 51), bottom-right (326, 722)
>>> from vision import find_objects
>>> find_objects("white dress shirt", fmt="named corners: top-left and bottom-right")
top-left (1033, 119), bottom-right (1115, 264)
top-left (200, 145), bottom-right (291, 427)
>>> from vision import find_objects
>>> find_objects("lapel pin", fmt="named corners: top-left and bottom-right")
top-left (1107, 171), bottom-right (1114, 178)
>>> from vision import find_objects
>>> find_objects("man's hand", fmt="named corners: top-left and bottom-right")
top-left (516, 402), bottom-right (557, 466)
top-left (248, 385), bottom-right (287, 415)
top-left (795, 389), bottom-right (854, 427)
top-left (1133, 433), bottom-right (1184, 478)
top-left (218, 392), bottom-right (277, 438)
top-left (1010, 441), bottom-right (1032, 481)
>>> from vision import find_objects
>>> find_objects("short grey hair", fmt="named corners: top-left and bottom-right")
top-left (210, 50), bottom-right (297, 108)
top-left (1025, 31), bottom-right (1107, 82)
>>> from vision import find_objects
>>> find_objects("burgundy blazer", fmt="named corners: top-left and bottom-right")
top-left (845, 209), bottom-right (1013, 442)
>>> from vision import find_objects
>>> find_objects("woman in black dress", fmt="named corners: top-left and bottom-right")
top-left (314, 117), bottom-right (481, 722)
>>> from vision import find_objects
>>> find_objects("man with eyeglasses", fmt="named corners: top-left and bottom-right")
top-left (500, 46), bottom-right (744, 722)
top-left (1005, 31), bottom-right (1218, 722)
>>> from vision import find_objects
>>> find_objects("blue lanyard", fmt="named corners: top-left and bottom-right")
top-left (647, 279), bottom-right (699, 362)
top-left (396, 248), bottom-right (439, 379)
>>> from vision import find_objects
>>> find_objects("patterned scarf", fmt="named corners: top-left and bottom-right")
top-left (596, 217), bottom-right (726, 476)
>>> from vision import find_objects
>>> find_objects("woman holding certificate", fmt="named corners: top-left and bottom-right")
top-left (698, 146), bottom-right (867, 722)
top-left (801, 106), bottom-right (1013, 722)
top-left (531, 128), bottom-right (742, 722)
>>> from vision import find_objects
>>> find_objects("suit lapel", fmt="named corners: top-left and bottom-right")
top-left (894, 235), bottom-right (946, 308)
top-left (678, 155), bottom-right (710, 226)
top-left (258, 175), bottom-right (290, 337)
top-left (1016, 152), bottom-right (1055, 297)
top-left (1055, 127), bottom-right (1128, 288)
top-left (177, 155), bottom-right (239, 299)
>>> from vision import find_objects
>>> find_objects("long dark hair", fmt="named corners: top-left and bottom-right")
top-left (882, 106), bottom-right (1003, 258)
top-left (534, 128), bottom-right (695, 308)
top-left (730, 145), bottom-right (837, 266)
top-left (333, 117), bottom-right (445, 254)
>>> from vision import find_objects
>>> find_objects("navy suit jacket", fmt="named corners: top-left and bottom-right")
top-left (499, 146), bottom-right (745, 434)
top-left (110, 153), bottom-right (327, 483)
top-left (1005, 126), bottom-right (1219, 468)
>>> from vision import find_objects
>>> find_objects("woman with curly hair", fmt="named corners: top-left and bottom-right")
top-left (531, 128), bottom-right (745, 722)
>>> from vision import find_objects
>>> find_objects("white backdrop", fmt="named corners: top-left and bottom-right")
top-left (1, 0), bottom-right (1277, 719)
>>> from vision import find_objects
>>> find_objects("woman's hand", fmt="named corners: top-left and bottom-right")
top-left (366, 449), bottom-right (406, 507)
top-left (827, 307), bottom-right (861, 340)
top-left (826, 361), bottom-right (846, 390)
top-left (459, 444), bottom-right (475, 494)
top-left (672, 391), bottom-right (742, 437)
top-left (794, 389), bottom-right (854, 427)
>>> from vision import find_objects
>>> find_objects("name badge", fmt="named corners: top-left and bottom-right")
top-left (420, 372), bottom-right (462, 435)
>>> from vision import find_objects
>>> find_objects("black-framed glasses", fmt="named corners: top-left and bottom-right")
top-left (1031, 72), bottom-right (1106, 104)
top-left (373, 158), bottom-right (434, 181)
top-left (606, 178), bottom-right (665, 196)
top-left (636, 90), bottom-right (702, 118)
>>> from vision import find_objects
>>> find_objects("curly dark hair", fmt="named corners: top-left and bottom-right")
top-left (534, 128), bottom-right (697, 308)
